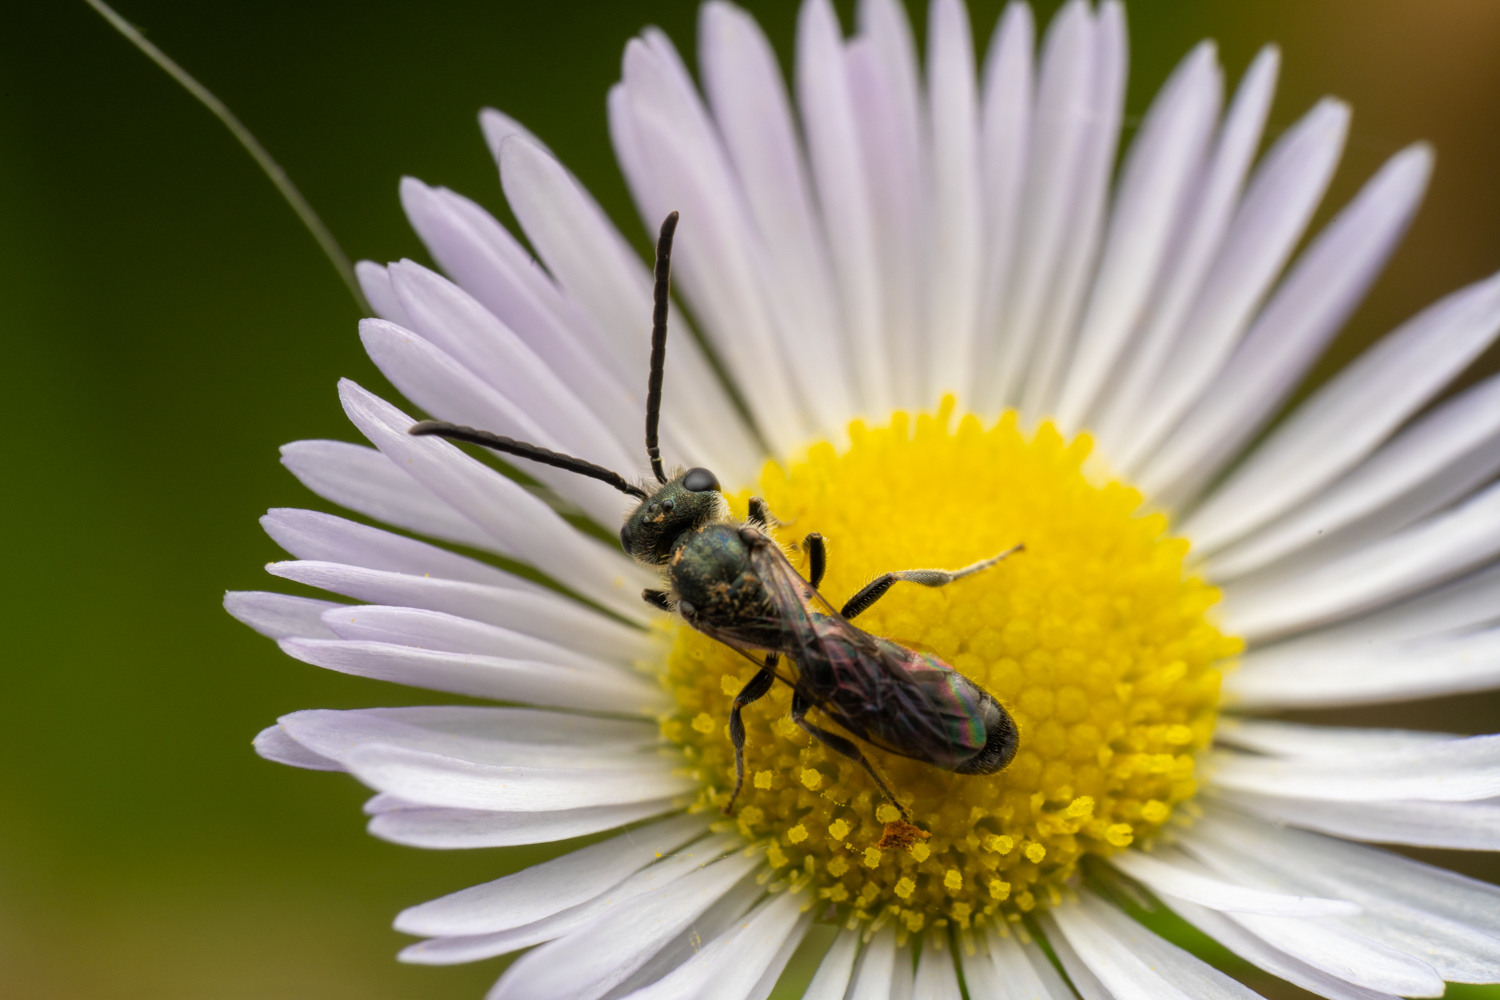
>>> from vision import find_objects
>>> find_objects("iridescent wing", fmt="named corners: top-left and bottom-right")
top-left (742, 539), bottom-right (991, 770)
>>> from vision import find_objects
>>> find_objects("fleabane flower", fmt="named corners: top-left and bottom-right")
top-left (230, 1), bottom-right (1500, 998)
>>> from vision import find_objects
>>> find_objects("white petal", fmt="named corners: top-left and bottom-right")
top-left (1220, 477), bottom-right (1500, 641)
top-left (983, 928), bottom-right (1074, 1000)
top-left (1209, 734), bottom-right (1500, 802)
top-left (1055, 41), bottom-right (1221, 432)
top-left (253, 722), bottom-right (340, 770)
top-left (225, 590), bottom-right (341, 640)
top-left (970, 2), bottom-right (1034, 417)
top-left (619, 36), bottom-right (814, 451)
top-left (260, 507), bottom-right (522, 588)
top-left (1226, 911), bottom-right (1443, 996)
top-left (1110, 847), bottom-right (1358, 916)
top-left (278, 706), bottom-right (655, 771)
top-left (1141, 143), bottom-right (1431, 503)
top-left (320, 605), bottom-right (620, 675)
top-left (797, 0), bottom-right (892, 415)
top-left (846, 0), bottom-right (924, 411)
top-left (1095, 46), bottom-right (1278, 458)
top-left (279, 439), bottom-right (495, 552)
top-left (1045, 893), bottom-right (1255, 1000)
top-left (401, 834), bottom-right (738, 965)
top-left (396, 813), bottom-right (708, 936)
top-left (697, 1), bottom-right (855, 437)
top-left (1219, 790), bottom-right (1500, 851)
top-left (1165, 898), bottom-right (1402, 1000)
top-left (368, 799), bottom-right (679, 850)
top-left (358, 318), bottom-right (631, 526)
top-left (498, 135), bottom-right (761, 482)
top-left (355, 260), bottom-right (412, 327)
top-left (803, 928), bottom-right (860, 1000)
top-left (1019, 1), bottom-right (1127, 420)
top-left (1192, 808), bottom-right (1500, 975)
top-left (990, 0), bottom-right (1095, 409)
top-left (266, 560), bottom-right (658, 665)
top-left (342, 742), bottom-right (690, 812)
top-left (890, 942), bottom-right (914, 1000)
top-left (1039, 914), bottom-right (1113, 1000)
top-left (384, 264), bottom-right (638, 473)
top-left (1078, 890), bottom-right (1272, 1000)
top-left (1209, 372), bottom-right (1500, 579)
top-left (1214, 719), bottom-right (1458, 758)
top-left (477, 106), bottom-right (550, 158)
top-left (609, 868), bottom-right (766, 999)
top-left (338, 381), bottom-right (652, 622)
top-left (1119, 97), bottom-right (1348, 474)
top-left (488, 851), bottom-right (759, 1000)
top-left (397, 179), bottom-right (643, 456)
top-left (1190, 185), bottom-right (1489, 554)
top-left (621, 891), bottom-right (807, 1000)
top-left (912, 933), bottom-right (962, 1000)
top-left (848, 925), bottom-right (896, 1000)
top-left (923, 0), bottom-right (983, 405)
top-left (278, 637), bottom-right (665, 712)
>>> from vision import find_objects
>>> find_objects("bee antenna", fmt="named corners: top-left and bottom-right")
top-left (645, 211), bottom-right (679, 484)
top-left (409, 421), bottom-right (650, 500)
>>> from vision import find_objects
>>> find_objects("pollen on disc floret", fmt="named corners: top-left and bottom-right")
top-left (658, 400), bottom-right (1239, 937)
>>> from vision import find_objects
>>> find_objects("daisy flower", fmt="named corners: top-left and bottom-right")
top-left (230, 1), bottom-right (1500, 997)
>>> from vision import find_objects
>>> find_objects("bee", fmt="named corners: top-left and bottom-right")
top-left (411, 212), bottom-right (1021, 821)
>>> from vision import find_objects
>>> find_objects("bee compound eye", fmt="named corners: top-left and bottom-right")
top-left (619, 523), bottom-right (634, 553)
top-left (683, 467), bottom-right (720, 493)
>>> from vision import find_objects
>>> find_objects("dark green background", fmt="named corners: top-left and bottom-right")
top-left (4, 2), bottom-right (1500, 997)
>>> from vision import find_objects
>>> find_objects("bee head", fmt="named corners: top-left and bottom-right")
top-left (620, 467), bottom-right (723, 565)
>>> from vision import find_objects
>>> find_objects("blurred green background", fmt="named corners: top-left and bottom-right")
top-left (3, 1), bottom-right (1500, 997)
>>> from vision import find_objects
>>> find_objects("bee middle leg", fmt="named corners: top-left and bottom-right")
top-left (724, 654), bottom-right (777, 815)
top-left (839, 543), bottom-right (1025, 620)
top-left (790, 692), bottom-right (910, 822)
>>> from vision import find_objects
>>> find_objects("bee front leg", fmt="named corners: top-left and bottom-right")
top-left (642, 588), bottom-right (672, 612)
top-left (790, 693), bottom-right (910, 822)
top-left (747, 496), bottom-right (792, 530)
top-left (724, 655), bottom-right (777, 815)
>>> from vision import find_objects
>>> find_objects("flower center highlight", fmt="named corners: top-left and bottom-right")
top-left (658, 402), bottom-right (1239, 938)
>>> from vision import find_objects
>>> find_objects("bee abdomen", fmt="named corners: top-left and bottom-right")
top-left (953, 694), bottom-right (1020, 775)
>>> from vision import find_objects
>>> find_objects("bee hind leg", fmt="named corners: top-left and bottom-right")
top-left (790, 693), bottom-right (910, 822)
top-left (724, 655), bottom-right (777, 815)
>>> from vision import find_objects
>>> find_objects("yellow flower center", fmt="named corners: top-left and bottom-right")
top-left (658, 401), bottom-right (1240, 937)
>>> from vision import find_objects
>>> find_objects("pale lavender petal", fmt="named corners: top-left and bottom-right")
top-left (253, 722), bottom-right (341, 771)
top-left (369, 800), bottom-right (679, 850)
top-left (355, 260), bottom-right (412, 327)
top-left (225, 590), bottom-right (341, 640)
top-left (279, 439), bottom-right (496, 552)
top-left (1142, 144), bottom-right (1434, 504)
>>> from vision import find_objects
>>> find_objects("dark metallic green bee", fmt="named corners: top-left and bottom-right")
top-left (411, 213), bottom-right (1021, 820)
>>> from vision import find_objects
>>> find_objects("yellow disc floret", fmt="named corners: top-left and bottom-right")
top-left (658, 401), bottom-right (1239, 936)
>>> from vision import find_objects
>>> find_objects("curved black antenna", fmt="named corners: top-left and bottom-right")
top-left (645, 211), bottom-right (680, 484)
top-left (410, 421), bottom-right (649, 500)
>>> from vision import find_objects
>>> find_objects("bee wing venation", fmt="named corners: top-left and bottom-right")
top-left (746, 542), bottom-right (989, 770)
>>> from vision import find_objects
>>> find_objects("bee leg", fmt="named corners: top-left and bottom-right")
top-left (790, 693), bottom-right (910, 822)
top-left (747, 496), bottom-right (793, 530)
top-left (642, 588), bottom-right (672, 612)
top-left (724, 655), bottom-right (778, 815)
top-left (839, 544), bottom-right (1025, 620)
top-left (804, 533), bottom-right (826, 590)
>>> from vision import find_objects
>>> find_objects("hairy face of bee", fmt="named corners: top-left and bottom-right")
top-left (620, 468), bottom-right (724, 564)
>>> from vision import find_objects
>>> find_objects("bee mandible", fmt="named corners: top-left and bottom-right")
top-left (410, 212), bottom-right (1022, 821)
